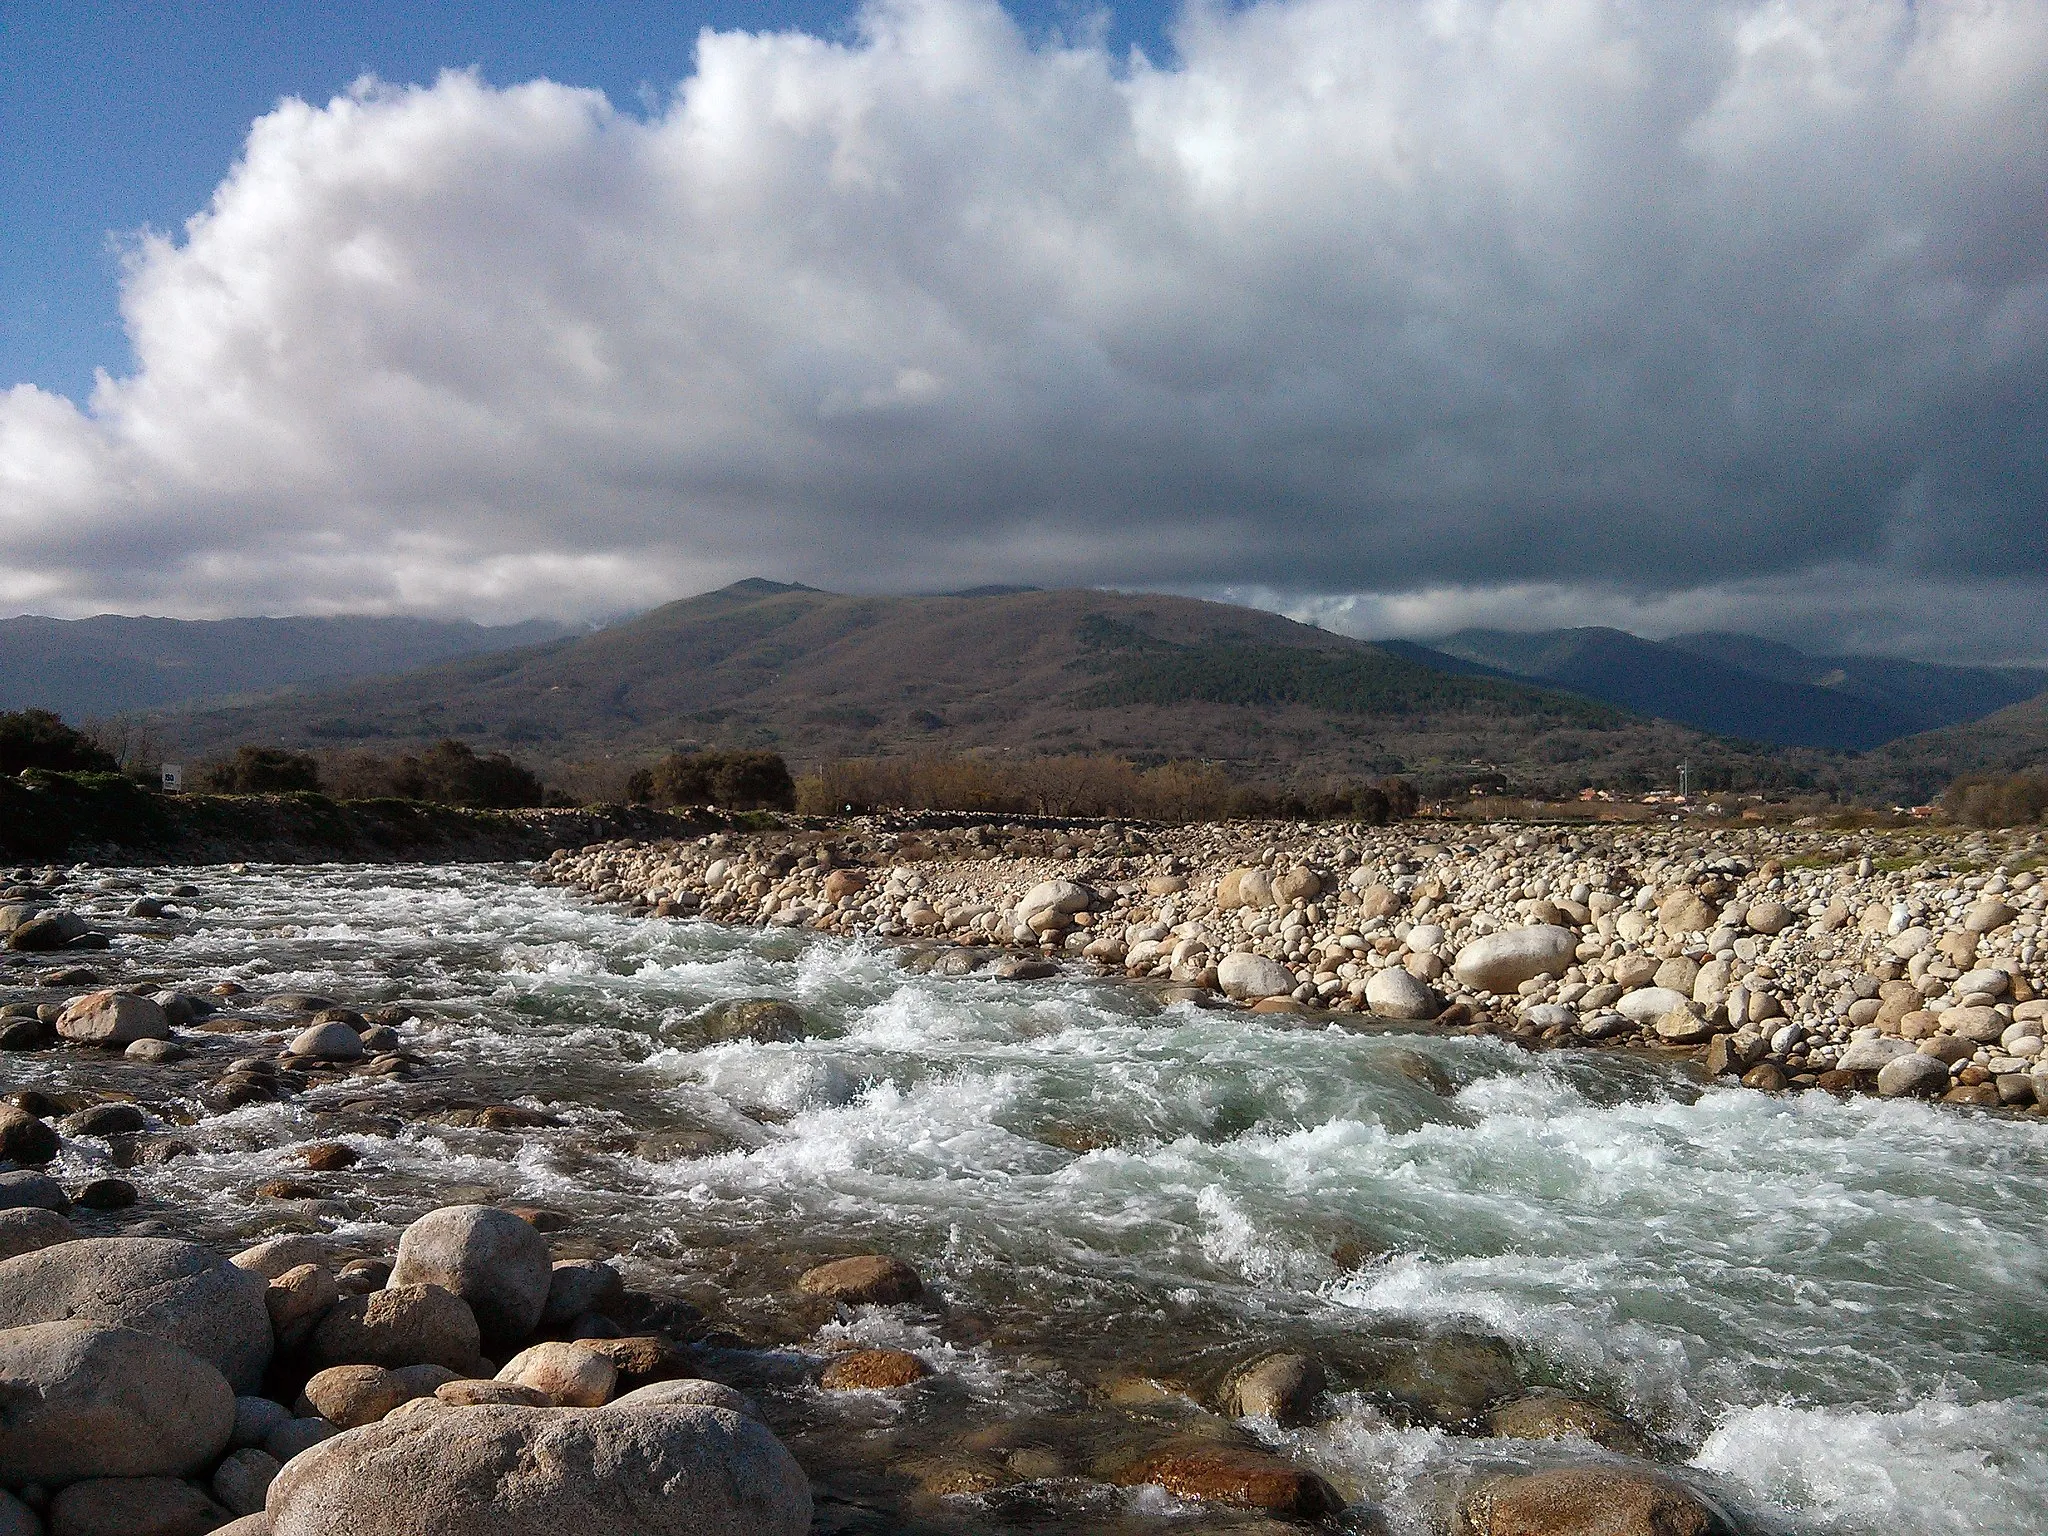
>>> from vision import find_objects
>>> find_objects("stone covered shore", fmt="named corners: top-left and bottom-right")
top-left (544, 815), bottom-right (2048, 1113)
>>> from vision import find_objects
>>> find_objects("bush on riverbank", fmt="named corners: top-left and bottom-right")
top-left (197, 745), bottom-right (323, 793)
top-left (790, 753), bottom-right (1416, 824)
top-left (1945, 772), bottom-right (2048, 827)
top-left (631, 750), bottom-right (797, 811)
top-left (0, 709), bottom-right (119, 776)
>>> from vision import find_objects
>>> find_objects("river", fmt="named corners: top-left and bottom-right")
top-left (16, 862), bottom-right (2048, 1534)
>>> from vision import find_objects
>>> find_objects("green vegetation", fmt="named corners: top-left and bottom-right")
top-left (633, 750), bottom-right (797, 811)
top-left (0, 709), bottom-right (118, 776)
top-left (198, 745), bottom-right (322, 793)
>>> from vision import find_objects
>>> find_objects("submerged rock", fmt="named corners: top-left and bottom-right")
top-left (1458, 1464), bottom-right (1727, 1536)
top-left (698, 999), bottom-right (808, 1045)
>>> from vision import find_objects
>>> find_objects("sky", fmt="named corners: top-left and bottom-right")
top-left (1, 0), bottom-right (2043, 662)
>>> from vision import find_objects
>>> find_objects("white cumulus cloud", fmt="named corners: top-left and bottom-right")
top-left (1, 0), bottom-right (2043, 658)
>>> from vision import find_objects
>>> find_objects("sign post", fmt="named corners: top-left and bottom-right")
top-left (161, 764), bottom-right (183, 794)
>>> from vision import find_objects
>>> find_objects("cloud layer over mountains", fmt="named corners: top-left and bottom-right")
top-left (2, 0), bottom-right (2043, 657)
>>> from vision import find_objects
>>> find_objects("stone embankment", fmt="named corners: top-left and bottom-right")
top-left (542, 816), bottom-right (2048, 1112)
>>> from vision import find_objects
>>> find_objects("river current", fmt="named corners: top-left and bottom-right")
top-left (21, 863), bottom-right (2048, 1533)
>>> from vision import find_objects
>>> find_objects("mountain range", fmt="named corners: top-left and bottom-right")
top-left (9, 584), bottom-right (2043, 803)
top-left (0, 614), bottom-right (576, 721)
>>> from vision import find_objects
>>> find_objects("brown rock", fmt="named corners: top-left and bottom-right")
top-left (1485, 1390), bottom-right (1648, 1454)
top-left (1740, 1064), bottom-right (1788, 1092)
top-left (796, 1254), bottom-right (922, 1305)
top-left (309, 1283), bottom-right (481, 1373)
top-left (1114, 1442), bottom-right (1343, 1518)
top-left (496, 1341), bottom-right (616, 1406)
top-left (1218, 1351), bottom-right (1325, 1426)
top-left (583, 1334), bottom-right (692, 1386)
top-left (818, 1348), bottom-right (929, 1390)
top-left (46, 1476), bottom-right (229, 1536)
top-left (1458, 1464), bottom-right (1724, 1536)
top-left (1816, 1069), bottom-right (1860, 1094)
top-left (299, 1143), bottom-right (359, 1171)
top-left (299, 1363), bottom-right (458, 1428)
top-left (0, 1106), bottom-right (58, 1165)
top-left (435, 1378), bottom-right (551, 1407)
top-left (265, 1264), bottom-right (341, 1349)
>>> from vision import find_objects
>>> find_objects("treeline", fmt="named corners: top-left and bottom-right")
top-left (623, 749), bottom-right (1419, 823)
top-left (198, 741), bottom-right (557, 809)
top-left (1943, 772), bottom-right (2048, 828)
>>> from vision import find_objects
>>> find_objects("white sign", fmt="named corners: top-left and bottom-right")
top-left (161, 764), bottom-right (183, 793)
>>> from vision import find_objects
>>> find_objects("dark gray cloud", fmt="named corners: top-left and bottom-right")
top-left (1, 0), bottom-right (2043, 659)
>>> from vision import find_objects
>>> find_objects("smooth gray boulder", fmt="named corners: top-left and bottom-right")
top-left (1217, 952), bottom-right (1296, 1001)
top-left (1877, 1052), bottom-right (1951, 1098)
top-left (0, 1171), bottom-right (70, 1213)
top-left (0, 1320), bottom-right (235, 1482)
top-left (288, 1022), bottom-right (365, 1062)
top-left (0, 1205), bottom-right (77, 1259)
top-left (1836, 1037), bottom-right (1914, 1073)
top-left (309, 1284), bottom-right (480, 1373)
top-left (1363, 967), bottom-right (1440, 1020)
top-left (0, 1237), bottom-right (272, 1391)
top-left (388, 1206), bottom-right (550, 1352)
top-left (1451, 926), bottom-right (1575, 994)
top-left (265, 1402), bottom-right (812, 1536)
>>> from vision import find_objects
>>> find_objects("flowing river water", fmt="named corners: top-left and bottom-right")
top-left (15, 863), bottom-right (2048, 1533)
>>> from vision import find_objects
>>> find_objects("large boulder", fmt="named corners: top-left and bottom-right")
top-left (1876, 1052), bottom-right (1950, 1098)
top-left (0, 1489), bottom-right (34, 1536)
top-left (1451, 928), bottom-right (1575, 995)
top-left (264, 1402), bottom-right (812, 1536)
top-left (0, 1105), bottom-right (59, 1165)
top-left (1217, 953), bottom-right (1297, 1002)
top-left (5, 911), bottom-right (87, 951)
top-left (1615, 987), bottom-right (1693, 1025)
top-left (389, 1206), bottom-right (551, 1353)
top-left (310, 1284), bottom-right (481, 1373)
top-left (0, 1171), bottom-right (70, 1213)
top-left (1364, 967), bottom-right (1440, 1020)
top-left (0, 1205), bottom-right (78, 1259)
top-left (46, 1476), bottom-right (229, 1536)
top-left (0, 1237), bottom-right (271, 1391)
top-left (0, 1320), bottom-right (235, 1482)
top-left (1458, 1464), bottom-right (1728, 1535)
top-left (697, 1000), bottom-right (807, 1045)
top-left (1216, 869), bottom-right (1275, 912)
top-left (55, 991), bottom-right (170, 1046)
top-left (1015, 880), bottom-right (1095, 924)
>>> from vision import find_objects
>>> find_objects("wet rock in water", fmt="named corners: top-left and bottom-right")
top-left (0, 1320), bottom-right (235, 1481)
top-left (58, 1102), bottom-right (147, 1138)
top-left (55, 991), bottom-right (170, 1046)
top-left (0, 1237), bottom-right (272, 1392)
top-left (436, 1379), bottom-right (552, 1407)
top-left (0, 1015), bottom-right (56, 1050)
top-left (5, 912), bottom-right (87, 952)
top-left (1741, 1063), bottom-right (1789, 1092)
top-left (1457, 1464), bottom-right (1726, 1536)
top-left (1385, 1049), bottom-right (1454, 1096)
top-left (1484, 1390), bottom-right (1649, 1453)
top-left (290, 1022), bottom-right (367, 1063)
top-left (266, 1263), bottom-right (342, 1349)
top-left (1351, 1331), bottom-right (1521, 1425)
top-left (300, 1363), bottom-right (459, 1429)
top-left (0, 1105), bottom-right (59, 1165)
top-left (611, 1380), bottom-right (758, 1419)
top-left (0, 1170), bottom-right (71, 1212)
top-left (818, 1349), bottom-right (929, 1390)
top-left (264, 1401), bottom-right (813, 1536)
top-left (213, 1448), bottom-right (282, 1517)
top-left (1218, 1351), bottom-right (1326, 1426)
top-left (698, 999), bottom-right (808, 1045)
top-left (264, 995), bottom-right (340, 1015)
top-left (73, 1178), bottom-right (137, 1211)
top-left (497, 1341), bottom-right (617, 1405)
top-left (931, 948), bottom-right (987, 976)
top-left (299, 1142), bottom-right (360, 1171)
top-left (45, 1475), bottom-right (230, 1536)
top-left (310, 1284), bottom-right (482, 1374)
top-left (541, 1259), bottom-right (626, 1331)
top-left (795, 1254), bottom-right (922, 1305)
top-left (1217, 952), bottom-right (1296, 1001)
top-left (993, 956), bottom-right (1058, 981)
top-left (1365, 967), bottom-right (1441, 1020)
top-left (389, 1205), bottom-right (552, 1353)
top-left (0, 1205), bottom-right (78, 1259)
top-left (1112, 1440), bottom-right (1344, 1519)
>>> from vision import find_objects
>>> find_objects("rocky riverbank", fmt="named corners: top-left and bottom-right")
top-left (540, 815), bottom-right (2048, 1113)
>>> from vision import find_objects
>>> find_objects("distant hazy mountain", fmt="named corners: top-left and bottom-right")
top-left (158, 580), bottom-right (1796, 794)
top-left (1662, 631), bottom-right (2048, 734)
top-left (1416, 626), bottom-right (2047, 753)
top-left (0, 614), bottom-right (578, 721)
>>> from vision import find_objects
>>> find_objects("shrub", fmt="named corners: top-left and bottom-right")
top-left (648, 750), bottom-right (796, 811)
top-left (392, 740), bottom-right (551, 809)
top-left (1943, 773), bottom-right (2048, 828)
top-left (196, 746), bottom-right (322, 794)
top-left (0, 710), bottom-right (119, 776)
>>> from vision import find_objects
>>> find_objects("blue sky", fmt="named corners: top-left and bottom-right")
top-left (1, 0), bottom-right (1176, 400)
